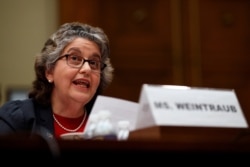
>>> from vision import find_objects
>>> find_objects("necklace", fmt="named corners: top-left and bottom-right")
top-left (53, 111), bottom-right (86, 132)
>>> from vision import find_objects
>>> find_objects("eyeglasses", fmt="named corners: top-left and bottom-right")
top-left (57, 54), bottom-right (107, 71)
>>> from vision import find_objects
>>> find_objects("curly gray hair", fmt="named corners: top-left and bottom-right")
top-left (29, 22), bottom-right (114, 110)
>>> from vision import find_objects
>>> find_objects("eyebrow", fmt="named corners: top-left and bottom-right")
top-left (67, 47), bottom-right (81, 54)
top-left (66, 47), bottom-right (101, 59)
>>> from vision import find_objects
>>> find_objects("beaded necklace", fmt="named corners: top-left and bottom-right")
top-left (53, 111), bottom-right (86, 132)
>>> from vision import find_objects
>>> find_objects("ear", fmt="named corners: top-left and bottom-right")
top-left (46, 69), bottom-right (53, 83)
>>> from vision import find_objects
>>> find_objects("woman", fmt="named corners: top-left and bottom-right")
top-left (0, 22), bottom-right (114, 139)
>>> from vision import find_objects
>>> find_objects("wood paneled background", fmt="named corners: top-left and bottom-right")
top-left (59, 0), bottom-right (250, 123)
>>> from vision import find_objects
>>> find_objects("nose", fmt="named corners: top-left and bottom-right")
top-left (79, 61), bottom-right (91, 73)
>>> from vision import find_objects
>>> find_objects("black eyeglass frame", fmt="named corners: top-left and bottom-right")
top-left (57, 54), bottom-right (107, 71)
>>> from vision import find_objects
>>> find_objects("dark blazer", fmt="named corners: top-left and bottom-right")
top-left (0, 98), bottom-right (54, 139)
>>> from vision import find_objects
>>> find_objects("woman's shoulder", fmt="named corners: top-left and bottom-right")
top-left (1, 98), bottom-right (33, 108)
top-left (0, 99), bottom-right (48, 135)
top-left (0, 98), bottom-right (34, 116)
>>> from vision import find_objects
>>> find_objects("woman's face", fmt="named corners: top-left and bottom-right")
top-left (46, 37), bottom-right (101, 105)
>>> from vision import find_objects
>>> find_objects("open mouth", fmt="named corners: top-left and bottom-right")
top-left (73, 79), bottom-right (90, 88)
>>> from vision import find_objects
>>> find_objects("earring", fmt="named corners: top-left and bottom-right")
top-left (48, 80), bottom-right (52, 83)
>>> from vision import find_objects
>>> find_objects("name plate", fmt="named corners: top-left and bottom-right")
top-left (135, 84), bottom-right (248, 130)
